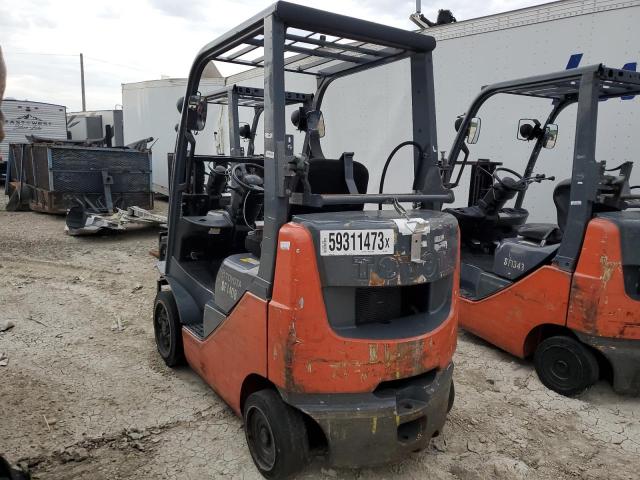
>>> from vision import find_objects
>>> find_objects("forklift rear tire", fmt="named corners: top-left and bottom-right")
top-left (153, 290), bottom-right (185, 367)
top-left (244, 389), bottom-right (309, 479)
top-left (447, 381), bottom-right (455, 412)
top-left (534, 336), bottom-right (599, 396)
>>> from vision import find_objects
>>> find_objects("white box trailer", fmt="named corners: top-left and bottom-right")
top-left (123, 0), bottom-right (640, 222)
top-left (1, 99), bottom-right (67, 170)
top-left (308, 0), bottom-right (640, 222)
top-left (122, 78), bottom-right (225, 194)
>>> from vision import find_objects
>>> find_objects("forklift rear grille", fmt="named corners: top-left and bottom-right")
top-left (355, 287), bottom-right (402, 325)
top-left (322, 275), bottom-right (453, 339)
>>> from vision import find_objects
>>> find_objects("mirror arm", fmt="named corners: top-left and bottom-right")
top-left (514, 99), bottom-right (570, 208)
top-left (184, 131), bottom-right (196, 193)
top-left (447, 143), bottom-right (469, 188)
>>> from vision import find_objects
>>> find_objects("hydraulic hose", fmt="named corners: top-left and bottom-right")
top-left (378, 141), bottom-right (424, 210)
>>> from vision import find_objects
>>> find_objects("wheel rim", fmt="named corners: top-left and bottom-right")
top-left (246, 405), bottom-right (276, 471)
top-left (541, 345), bottom-right (582, 389)
top-left (154, 302), bottom-right (171, 357)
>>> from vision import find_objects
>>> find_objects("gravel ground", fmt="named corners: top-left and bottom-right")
top-left (0, 194), bottom-right (638, 480)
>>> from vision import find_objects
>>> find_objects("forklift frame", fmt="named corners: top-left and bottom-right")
top-left (204, 84), bottom-right (314, 157)
top-left (167, 0), bottom-right (451, 303)
top-left (447, 64), bottom-right (640, 271)
top-left (446, 64), bottom-right (640, 395)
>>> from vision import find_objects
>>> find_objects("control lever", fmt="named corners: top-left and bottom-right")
top-left (527, 174), bottom-right (555, 184)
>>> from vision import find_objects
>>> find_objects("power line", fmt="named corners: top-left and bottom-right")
top-left (8, 51), bottom-right (153, 73)
top-left (8, 51), bottom-right (78, 57)
top-left (83, 56), bottom-right (152, 73)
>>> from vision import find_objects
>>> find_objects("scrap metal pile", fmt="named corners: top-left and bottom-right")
top-left (5, 135), bottom-right (154, 214)
top-left (65, 205), bottom-right (166, 236)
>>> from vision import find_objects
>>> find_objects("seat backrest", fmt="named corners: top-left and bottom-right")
top-left (291, 158), bottom-right (369, 215)
top-left (553, 179), bottom-right (571, 232)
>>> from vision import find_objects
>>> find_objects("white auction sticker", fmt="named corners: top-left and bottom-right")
top-left (319, 229), bottom-right (394, 256)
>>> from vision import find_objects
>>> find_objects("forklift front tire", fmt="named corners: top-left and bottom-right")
top-left (153, 290), bottom-right (185, 367)
top-left (534, 335), bottom-right (599, 396)
top-left (244, 389), bottom-right (309, 479)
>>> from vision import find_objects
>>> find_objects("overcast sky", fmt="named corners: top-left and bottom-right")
top-left (2, 0), bottom-right (552, 111)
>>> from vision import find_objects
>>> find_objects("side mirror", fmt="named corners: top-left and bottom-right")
top-left (307, 110), bottom-right (325, 138)
top-left (291, 108), bottom-right (325, 138)
top-left (186, 94), bottom-right (207, 131)
top-left (518, 119), bottom-right (542, 141)
top-left (466, 117), bottom-right (481, 144)
top-left (543, 124), bottom-right (558, 149)
top-left (238, 123), bottom-right (251, 139)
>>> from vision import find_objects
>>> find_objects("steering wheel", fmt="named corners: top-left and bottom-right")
top-left (492, 167), bottom-right (527, 191)
top-left (231, 163), bottom-right (264, 192)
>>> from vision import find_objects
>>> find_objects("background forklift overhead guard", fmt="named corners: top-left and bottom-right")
top-left (153, 2), bottom-right (459, 478)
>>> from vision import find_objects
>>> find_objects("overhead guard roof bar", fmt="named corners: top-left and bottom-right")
top-left (204, 86), bottom-right (313, 107)
top-left (480, 65), bottom-right (640, 101)
top-left (198, 1), bottom-right (435, 79)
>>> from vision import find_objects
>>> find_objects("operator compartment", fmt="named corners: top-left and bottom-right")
top-left (293, 210), bottom-right (458, 339)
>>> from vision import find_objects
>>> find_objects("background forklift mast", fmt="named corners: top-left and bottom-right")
top-left (155, 2), bottom-right (459, 477)
top-left (443, 64), bottom-right (640, 396)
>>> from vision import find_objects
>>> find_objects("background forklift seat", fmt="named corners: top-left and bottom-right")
top-left (553, 179), bottom-right (572, 232)
top-left (516, 179), bottom-right (571, 244)
top-left (290, 158), bottom-right (369, 216)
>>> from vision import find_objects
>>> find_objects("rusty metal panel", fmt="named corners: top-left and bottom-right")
top-left (8, 142), bottom-right (153, 213)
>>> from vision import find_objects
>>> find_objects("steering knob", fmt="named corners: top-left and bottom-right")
top-left (231, 162), bottom-right (265, 192)
top-left (243, 174), bottom-right (263, 188)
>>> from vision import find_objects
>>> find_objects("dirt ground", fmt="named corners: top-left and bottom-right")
top-left (0, 194), bottom-right (638, 480)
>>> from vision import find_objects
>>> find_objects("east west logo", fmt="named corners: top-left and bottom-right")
top-left (5, 113), bottom-right (53, 130)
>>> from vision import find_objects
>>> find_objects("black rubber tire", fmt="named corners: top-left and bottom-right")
top-left (153, 290), bottom-right (185, 367)
top-left (534, 335), bottom-right (599, 396)
top-left (0, 455), bottom-right (30, 480)
top-left (243, 389), bottom-right (309, 479)
top-left (447, 381), bottom-right (455, 413)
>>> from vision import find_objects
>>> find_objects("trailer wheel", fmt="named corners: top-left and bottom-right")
top-left (153, 290), bottom-right (184, 367)
top-left (244, 389), bottom-right (309, 479)
top-left (534, 336), bottom-right (599, 396)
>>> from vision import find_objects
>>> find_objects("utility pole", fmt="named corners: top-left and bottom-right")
top-left (80, 53), bottom-right (86, 111)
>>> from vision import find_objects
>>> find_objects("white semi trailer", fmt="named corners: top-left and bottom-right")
top-left (1, 99), bottom-right (67, 176)
top-left (123, 0), bottom-right (640, 221)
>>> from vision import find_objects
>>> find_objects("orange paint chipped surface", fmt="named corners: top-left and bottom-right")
top-left (459, 266), bottom-right (572, 358)
top-left (267, 223), bottom-right (459, 394)
top-left (182, 293), bottom-right (268, 415)
top-left (567, 218), bottom-right (640, 340)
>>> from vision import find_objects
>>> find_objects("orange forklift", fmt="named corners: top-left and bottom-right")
top-left (153, 2), bottom-right (459, 477)
top-left (443, 64), bottom-right (640, 396)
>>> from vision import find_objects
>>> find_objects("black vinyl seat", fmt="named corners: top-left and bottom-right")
top-left (517, 179), bottom-right (571, 245)
top-left (553, 179), bottom-right (572, 232)
top-left (247, 159), bottom-right (370, 257)
top-left (516, 223), bottom-right (562, 245)
top-left (290, 158), bottom-right (369, 216)
top-left (487, 179), bottom-right (572, 283)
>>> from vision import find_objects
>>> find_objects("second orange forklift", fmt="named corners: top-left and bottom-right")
top-left (443, 65), bottom-right (640, 397)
